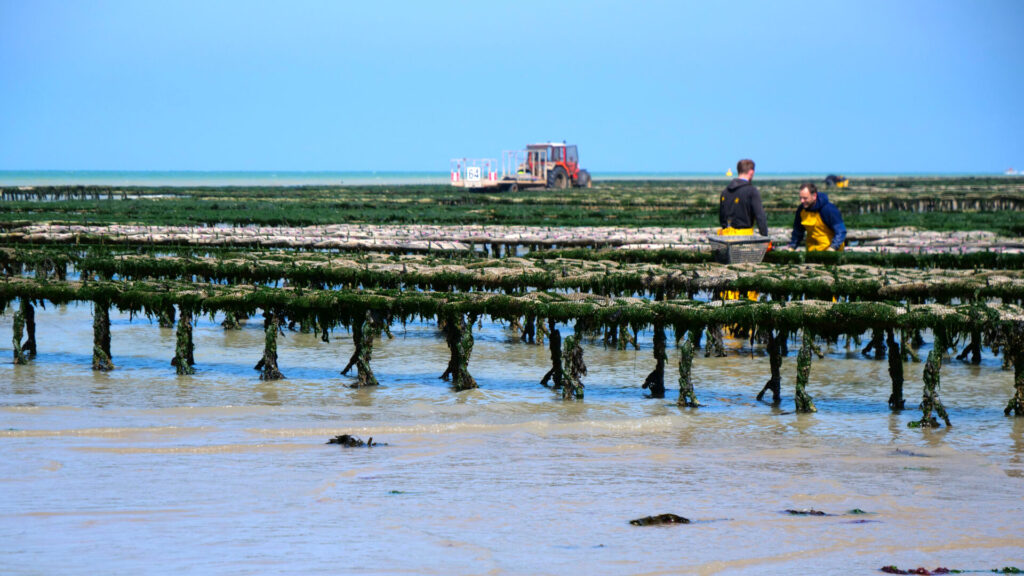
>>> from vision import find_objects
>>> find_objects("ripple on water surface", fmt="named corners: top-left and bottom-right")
top-left (1, 302), bottom-right (1023, 575)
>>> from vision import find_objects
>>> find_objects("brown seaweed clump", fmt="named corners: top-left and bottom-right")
top-left (785, 509), bottom-right (828, 516)
top-left (880, 567), bottom-right (953, 575)
top-left (629, 513), bottom-right (690, 526)
top-left (326, 434), bottom-right (381, 447)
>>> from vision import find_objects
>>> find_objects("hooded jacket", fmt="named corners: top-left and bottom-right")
top-left (788, 191), bottom-right (847, 250)
top-left (718, 178), bottom-right (769, 236)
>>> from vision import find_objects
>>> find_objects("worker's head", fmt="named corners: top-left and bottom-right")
top-left (799, 182), bottom-right (818, 209)
top-left (736, 159), bottom-right (755, 180)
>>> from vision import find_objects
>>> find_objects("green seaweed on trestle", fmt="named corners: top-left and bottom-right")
top-left (91, 299), bottom-right (114, 371)
top-left (440, 310), bottom-right (477, 391)
top-left (642, 322), bottom-right (667, 398)
top-left (704, 324), bottom-right (726, 358)
top-left (757, 328), bottom-right (784, 404)
top-left (257, 311), bottom-right (284, 381)
top-left (172, 306), bottom-right (196, 375)
top-left (677, 327), bottom-right (700, 407)
top-left (794, 330), bottom-right (816, 413)
top-left (12, 306), bottom-right (27, 365)
top-left (560, 322), bottom-right (586, 400)
top-left (342, 310), bottom-right (382, 388)
top-left (987, 320), bottom-right (1024, 416)
top-left (910, 330), bottom-right (951, 428)
top-left (20, 299), bottom-right (37, 357)
top-left (540, 319), bottom-right (563, 390)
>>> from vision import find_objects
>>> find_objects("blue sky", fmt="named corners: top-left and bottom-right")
top-left (1, 0), bottom-right (1022, 173)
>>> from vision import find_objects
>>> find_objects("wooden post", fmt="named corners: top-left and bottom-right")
top-left (341, 311), bottom-right (380, 387)
top-left (757, 328), bottom-right (783, 404)
top-left (221, 310), bottom-right (242, 330)
top-left (886, 328), bottom-right (905, 411)
top-left (158, 304), bottom-right (176, 328)
top-left (561, 321), bottom-right (586, 399)
top-left (642, 322), bottom-right (667, 398)
top-left (794, 330), bottom-right (816, 413)
top-left (12, 306), bottom-right (27, 365)
top-left (677, 328), bottom-right (700, 407)
top-left (440, 311), bottom-right (477, 391)
top-left (999, 323), bottom-right (1024, 417)
top-left (1006, 349), bottom-right (1024, 417)
top-left (910, 331), bottom-right (951, 428)
top-left (92, 300), bottom-right (114, 371)
top-left (955, 330), bottom-right (982, 365)
top-left (705, 324), bottom-right (726, 358)
top-left (172, 307), bottom-right (196, 375)
top-left (520, 314), bottom-right (536, 344)
top-left (540, 319), bottom-right (563, 389)
top-left (616, 322), bottom-right (633, 350)
top-left (257, 311), bottom-right (284, 381)
top-left (861, 328), bottom-right (886, 359)
top-left (21, 299), bottom-right (36, 357)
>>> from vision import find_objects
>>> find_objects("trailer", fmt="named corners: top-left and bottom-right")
top-left (451, 143), bottom-right (591, 192)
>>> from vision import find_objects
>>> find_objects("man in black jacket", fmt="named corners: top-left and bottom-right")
top-left (719, 158), bottom-right (769, 237)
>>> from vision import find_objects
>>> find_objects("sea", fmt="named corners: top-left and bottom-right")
top-left (1, 304), bottom-right (1022, 575)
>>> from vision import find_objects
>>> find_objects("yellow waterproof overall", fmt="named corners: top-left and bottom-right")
top-left (799, 210), bottom-right (845, 252)
top-left (717, 227), bottom-right (758, 301)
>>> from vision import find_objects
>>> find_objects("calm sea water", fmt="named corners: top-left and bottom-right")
top-left (0, 170), bottom-right (997, 187)
top-left (2, 302), bottom-right (1022, 575)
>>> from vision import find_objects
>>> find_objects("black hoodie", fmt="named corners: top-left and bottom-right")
top-left (719, 178), bottom-right (768, 236)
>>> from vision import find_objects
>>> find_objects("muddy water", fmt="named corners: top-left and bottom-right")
top-left (2, 302), bottom-right (1022, 575)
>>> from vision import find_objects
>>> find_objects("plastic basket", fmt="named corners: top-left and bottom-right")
top-left (709, 235), bottom-right (770, 264)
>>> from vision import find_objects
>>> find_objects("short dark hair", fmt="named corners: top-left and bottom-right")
top-left (799, 182), bottom-right (818, 195)
top-left (737, 159), bottom-right (755, 174)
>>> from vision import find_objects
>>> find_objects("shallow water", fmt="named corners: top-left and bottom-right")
top-left (2, 302), bottom-right (1022, 575)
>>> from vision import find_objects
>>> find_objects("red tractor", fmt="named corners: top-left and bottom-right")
top-left (451, 142), bottom-right (591, 192)
top-left (522, 143), bottom-right (591, 190)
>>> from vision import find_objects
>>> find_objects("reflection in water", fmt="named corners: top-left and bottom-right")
top-left (0, 301), bottom-right (1022, 575)
top-left (1010, 418), bottom-right (1024, 477)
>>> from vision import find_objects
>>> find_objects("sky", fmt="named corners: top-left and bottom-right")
top-left (1, 0), bottom-right (1022, 173)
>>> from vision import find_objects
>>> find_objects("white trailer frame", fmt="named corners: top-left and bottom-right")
top-left (451, 149), bottom-right (550, 191)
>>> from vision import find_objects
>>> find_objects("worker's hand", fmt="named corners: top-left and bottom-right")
top-left (825, 246), bottom-right (837, 252)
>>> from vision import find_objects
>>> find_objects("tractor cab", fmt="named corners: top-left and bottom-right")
top-left (524, 143), bottom-right (583, 189)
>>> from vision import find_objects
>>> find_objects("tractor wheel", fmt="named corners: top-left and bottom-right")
top-left (501, 182), bottom-right (518, 193)
top-left (576, 170), bottom-right (591, 188)
top-left (547, 167), bottom-right (569, 190)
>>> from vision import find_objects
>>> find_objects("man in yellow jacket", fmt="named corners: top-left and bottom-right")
top-left (784, 182), bottom-right (847, 251)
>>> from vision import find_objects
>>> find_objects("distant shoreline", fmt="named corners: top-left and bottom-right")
top-left (0, 170), bottom-right (1013, 187)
